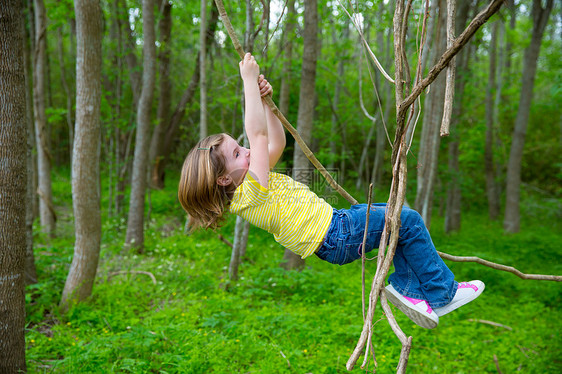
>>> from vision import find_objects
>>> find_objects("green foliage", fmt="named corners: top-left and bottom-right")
top-left (26, 173), bottom-right (561, 373)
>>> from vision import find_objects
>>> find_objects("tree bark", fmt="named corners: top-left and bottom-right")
top-left (148, 0), bottom-right (172, 189)
top-left (60, 0), bottom-right (102, 311)
top-left (444, 0), bottom-right (472, 233)
top-left (278, 0), bottom-right (295, 116)
top-left (57, 26), bottom-right (74, 167)
top-left (485, 20), bottom-right (501, 220)
top-left (118, 0), bottom-right (141, 107)
top-left (371, 3), bottom-right (392, 188)
top-left (125, 0), bottom-right (157, 251)
top-left (415, 0), bottom-right (448, 228)
top-left (200, 0), bottom-right (208, 139)
top-left (33, 0), bottom-right (56, 235)
top-left (0, 1), bottom-right (28, 370)
top-left (328, 16), bottom-right (349, 172)
top-left (150, 3), bottom-right (219, 188)
top-left (504, 0), bottom-right (553, 233)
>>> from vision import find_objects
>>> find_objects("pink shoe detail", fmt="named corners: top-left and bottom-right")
top-left (458, 282), bottom-right (478, 292)
top-left (403, 295), bottom-right (433, 314)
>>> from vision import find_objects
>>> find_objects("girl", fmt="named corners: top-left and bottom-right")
top-left (178, 53), bottom-right (484, 329)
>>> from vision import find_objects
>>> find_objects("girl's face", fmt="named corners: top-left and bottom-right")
top-left (219, 135), bottom-right (250, 187)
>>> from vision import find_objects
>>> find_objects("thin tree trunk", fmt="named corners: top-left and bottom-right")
top-left (0, 0), bottom-right (28, 369)
top-left (148, 0), bottom-right (172, 189)
top-left (445, 0), bottom-right (472, 233)
top-left (125, 0), bottom-right (157, 251)
top-left (356, 125), bottom-right (375, 191)
top-left (60, 0), bottom-right (102, 311)
top-left (33, 0), bottom-right (56, 235)
top-left (415, 0), bottom-right (448, 227)
top-left (113, 0), bottom-right (135, 214)
top-left (200, 0), bottom-right (208, 139)
top-left (328, 16), bottom-right (349, 171)
top-left (57, 26), bottom-right (74, 167)
top-left (405, 0), bottom-right (437, 146)
top-left (285, 0), bottom-right (318, 271)
top-left (485, 20), bottom-right (501, 220)
top-left (504, 0), bottom-right (553, 233)
top-left (279, 0), bottom-right (295, 117)
top-left (118, 0), bottom-right (141, 107)
top-left (151, 3), bottom-right (219, 188)
top-left (371, 3), bottom-right (391, 188)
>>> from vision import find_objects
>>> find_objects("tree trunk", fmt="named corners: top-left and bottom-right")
top-left (148, 0), bottom-right (172, 189)
top-left (444, 0), bottom-right (472, 233)
top-left (118, 0), bottom-right (141, 107)
top-left (328, 16), bottom-right (349, 171)
top-left (415, 0), bottom-right (448, 227)
top-left (200, 0), bottom-right (208, 139)
top-left (60, 0), bottom-right (102, 311)
top-left (150, 3), bottom-right (219, 188)
top-left (125, 0), bottom-right (157, 251)
top-left (371, 3), bottom-right (391, 188)
top-left (285, 0), bottom-right (318, 271)
top-left (504, 0), bottom-right (553, 233)
top-left (278, 0), bottom-right (295, 116)
top-left (485, 20), bottom-right (501, 220)
top-left (405, 0), bottom-right (437, 146)
top-left (57, 26), bottom-right (74, 167)
top-left (33, 0), bottom-right (56, 235)
top-left (0, 1), bottom-right (28, 370)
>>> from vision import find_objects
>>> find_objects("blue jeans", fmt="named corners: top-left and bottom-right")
top-left (315, 204), bottom-right (458, 308)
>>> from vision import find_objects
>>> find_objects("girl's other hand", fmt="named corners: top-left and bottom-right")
top-left (239, 53), bottom-right (260, 83)
top-left (258, 74), bottom-right (272, 97)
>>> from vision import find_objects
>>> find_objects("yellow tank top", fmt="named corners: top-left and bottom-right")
top-left (229, 172), bottom-right (333, 258)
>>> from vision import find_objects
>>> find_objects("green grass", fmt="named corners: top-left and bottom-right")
top-left (25, 172), bottom-right (561, 373)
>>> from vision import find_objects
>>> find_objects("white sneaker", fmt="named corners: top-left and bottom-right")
top-left (385, 284), bottom-right (439, 329)
top-left (434, 280), bottom-right (485, 317)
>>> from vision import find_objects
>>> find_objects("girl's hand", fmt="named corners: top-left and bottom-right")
top-left (239, 53), bottom-right (260, 83)
top-left (258, 75), bottom-right (272, 97)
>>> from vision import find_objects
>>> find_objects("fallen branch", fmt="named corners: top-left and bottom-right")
top-left (493, 354), bottom-right (502, 374)
top-left (108, 270), bottom-right (157, 285)
top-left (437, 251), bottom-right (562, 282)
top-left (468, 319), bottom-right (513, 331)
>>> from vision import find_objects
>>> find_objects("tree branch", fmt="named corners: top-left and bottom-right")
top-left (381, 292), bottom-right (412, 373)
top-left (437, 251), bottom-right (562, 281)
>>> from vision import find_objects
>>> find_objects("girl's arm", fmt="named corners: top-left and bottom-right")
top-left (240, 53), bottom-right (269, 188)
top-left (258, 75), bottom-right (286, 169)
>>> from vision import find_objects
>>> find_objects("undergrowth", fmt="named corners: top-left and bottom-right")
top-left (25, 170), bottom-right (561, 373)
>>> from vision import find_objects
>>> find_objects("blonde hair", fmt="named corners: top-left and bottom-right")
top-left (178, 133), bottom-right (236, 231)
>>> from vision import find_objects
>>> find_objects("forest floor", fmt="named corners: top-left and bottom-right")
top-left (25, 170), bottom-right (561, 373)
